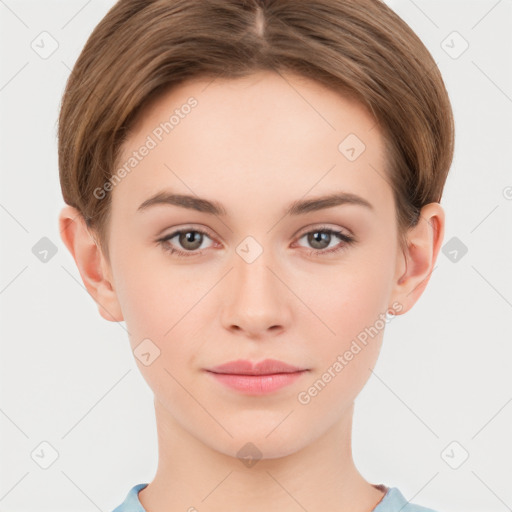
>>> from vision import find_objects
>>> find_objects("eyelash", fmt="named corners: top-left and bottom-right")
top-left (157, 225), bottom-right (355, 259)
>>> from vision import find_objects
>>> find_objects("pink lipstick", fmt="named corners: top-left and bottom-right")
top-left (205, 359), bottom-right (308, 395)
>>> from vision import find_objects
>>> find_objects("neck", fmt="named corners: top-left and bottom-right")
top-left (138, 399), bottom-right (386, 512)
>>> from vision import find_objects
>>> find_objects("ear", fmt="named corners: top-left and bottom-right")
top-left (58, 205), bottom-right (124, 322)
top-left (389, 202), bottom-right (445, 315)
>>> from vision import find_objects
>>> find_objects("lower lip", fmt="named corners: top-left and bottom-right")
top-left (206, 371), bottom-right (307, 395)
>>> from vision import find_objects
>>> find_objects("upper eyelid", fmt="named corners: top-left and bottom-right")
top-left (296, 224), bottom-right (351, 236)
top-left (162, 225), bottom-right (216, 241)
top-left (162, 224), bottom-right (350, 238)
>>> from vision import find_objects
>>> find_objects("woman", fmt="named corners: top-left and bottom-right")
top-left (57, 1), bottom-right (454, 510)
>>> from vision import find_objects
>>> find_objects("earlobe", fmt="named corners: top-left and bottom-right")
top-left (390, 203), bottom-right (445, 314)
top-left (58, 205), bottom-right (124, 322)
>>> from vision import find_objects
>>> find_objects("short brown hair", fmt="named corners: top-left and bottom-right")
top-left (58, 0), bottom-right (455, 261)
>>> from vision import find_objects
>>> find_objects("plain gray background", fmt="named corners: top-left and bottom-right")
top-left (0, 0), bottom-right (511, 510)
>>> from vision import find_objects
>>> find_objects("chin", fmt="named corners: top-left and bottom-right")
top-left (206, 427), bottom-right (308, 464)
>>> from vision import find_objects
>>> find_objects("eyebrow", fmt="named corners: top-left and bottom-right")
top-left (136, 190), bottom-right (374, 216)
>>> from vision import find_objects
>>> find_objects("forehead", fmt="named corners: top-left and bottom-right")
top-left (112, 70), bottom-right (392, 218)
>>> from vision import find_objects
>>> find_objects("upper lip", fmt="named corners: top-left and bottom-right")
top-left (207, 358), bottom-right (306, 375)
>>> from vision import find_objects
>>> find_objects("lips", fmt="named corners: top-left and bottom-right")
top-left (207, 358), bottom-right (305, 376)
top-left (205, 358), bottom-right (309, 395)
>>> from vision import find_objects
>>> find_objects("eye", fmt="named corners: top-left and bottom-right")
top-left (295, 225), bottom-right (355, 256)
top-left (158, 227), bottom-right (214, 258)
top-left (157, 224), bottom-right (356, 259)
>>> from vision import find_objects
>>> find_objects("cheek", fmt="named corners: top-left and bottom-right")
top-left (110, 246), bottom-right (183, 348)
top-left (301, 252), bottom-right (395, 395)
top-left (112, 259), bottom-right (203, 401)
top-left (308, 263), bottom-right (394, 342)
top-left (296, 270), bottom-right (391, 417)
top-left (112, 252), bottom-right (211, 394)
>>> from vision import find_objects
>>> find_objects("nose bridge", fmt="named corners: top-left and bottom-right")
top-left (233, 234), bottom-right (279, 301)
top-left (220, 234), bottom-right (290, 334)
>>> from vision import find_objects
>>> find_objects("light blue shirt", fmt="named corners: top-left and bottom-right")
top-left (112, 483), bottom-right (440, 511)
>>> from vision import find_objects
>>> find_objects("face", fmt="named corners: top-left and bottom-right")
top-left (103, 70), bottom-right (404, 458)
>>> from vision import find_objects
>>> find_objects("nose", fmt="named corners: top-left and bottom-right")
top-left (220, 243), bottom-right (292, 339)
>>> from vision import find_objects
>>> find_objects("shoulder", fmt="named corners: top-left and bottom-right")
top-left (373, 486), bottom-right (441, 512)
top-left (111, 483), bottom-right (148, 512)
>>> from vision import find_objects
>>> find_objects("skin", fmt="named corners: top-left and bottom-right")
top-left (59, 70), bottom-right (444, 512)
